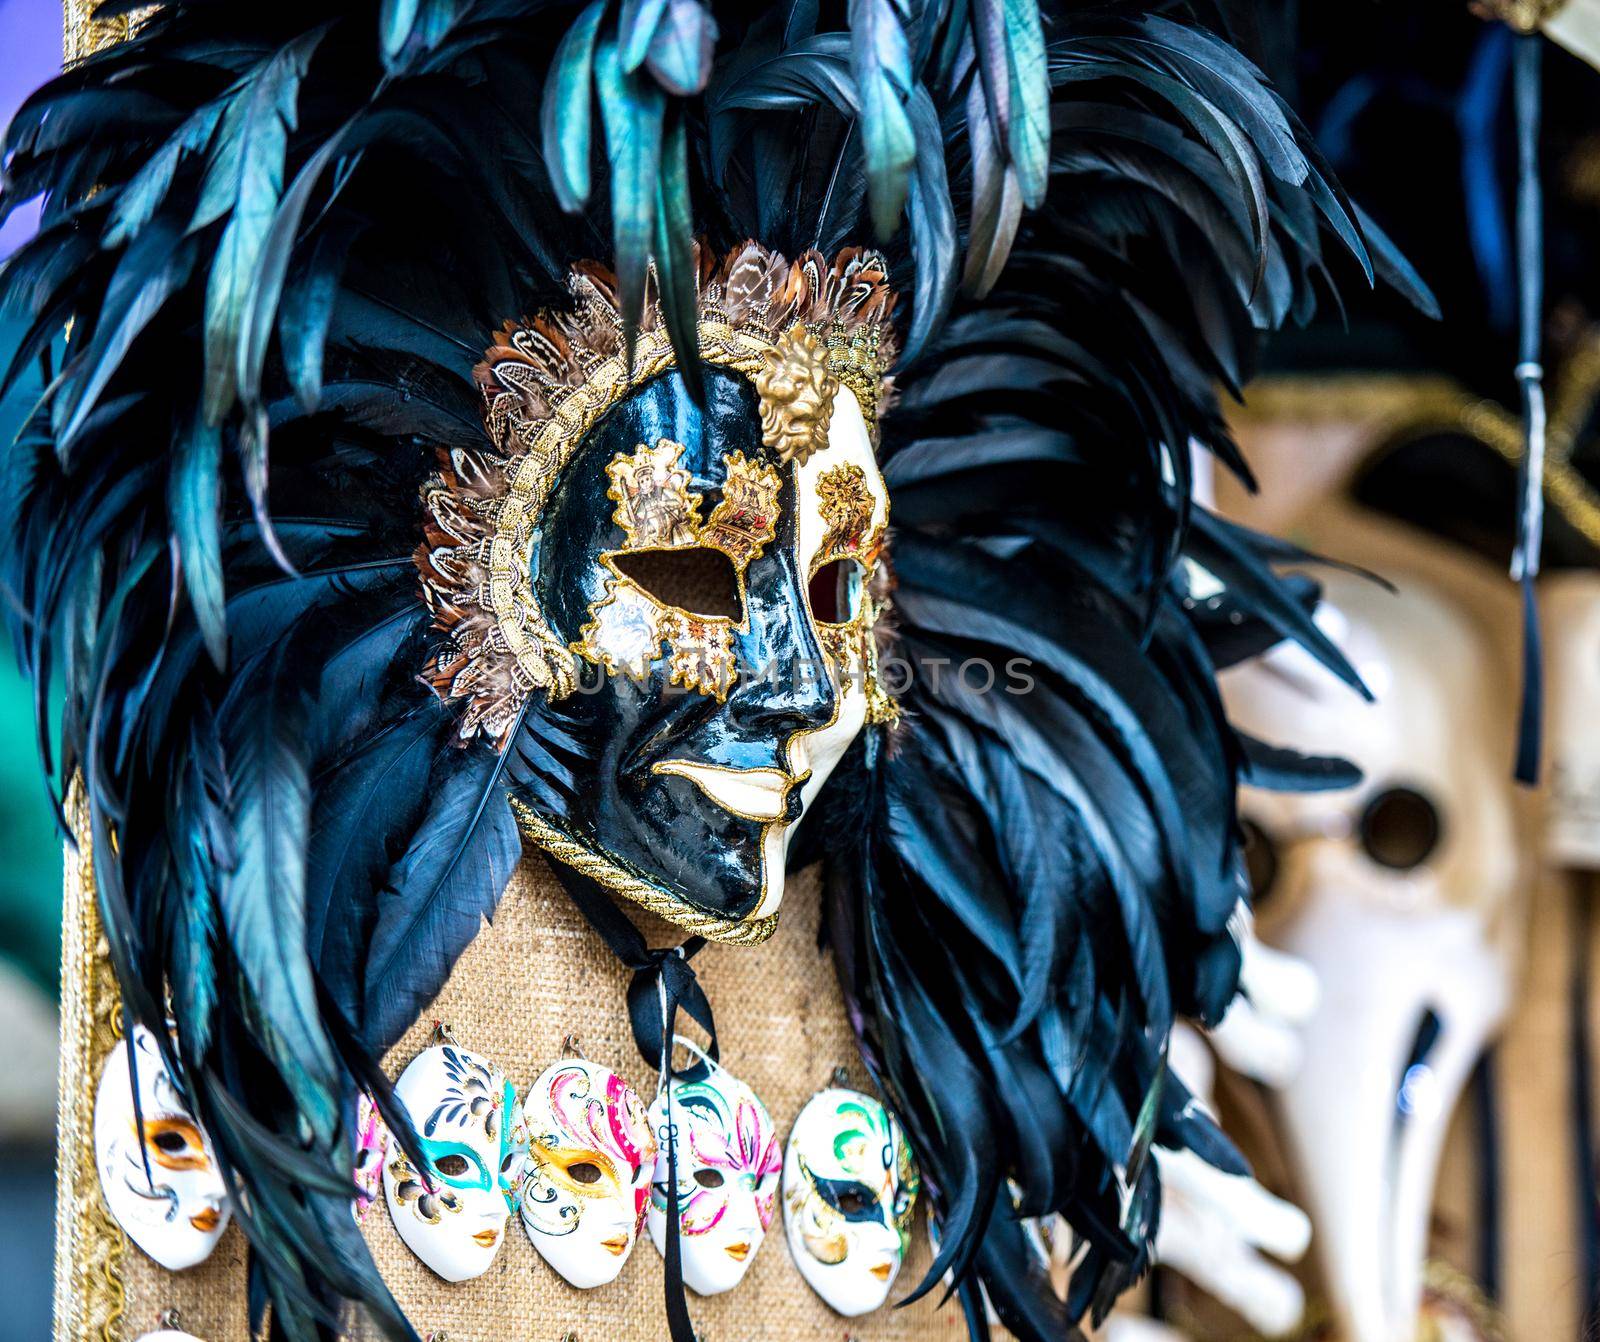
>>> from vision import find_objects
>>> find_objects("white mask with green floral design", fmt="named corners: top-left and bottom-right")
top-left (782, 1086), bottom-right (919, 1316)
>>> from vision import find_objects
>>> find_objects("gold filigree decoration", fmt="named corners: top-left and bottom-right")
top-left (756, 325), bottom-right (838, 466)
top-left (417, 242), bottom-right (898, 749)
top-left (816, 465), bottom-right (878, 560)
top-left (54, 777), bottom-right (129, 1342)
top-left (662, 612), bottom-right (738, 699)
top-left (606, 439), bottom-right (703, 547)
top-left (508, 797), bottom-right (780, 944)
top-left (579, 439), bottom-right (776, 702)
top-left (704, 451), bottom-right (782, 566)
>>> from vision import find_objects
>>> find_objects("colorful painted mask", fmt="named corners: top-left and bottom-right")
top-left (94, 1024), bottom-right (229, 1271)
top-left (645, 1050), bottom-right (783, 1296)
top-left (782, 1086), bottom-right (919, 1317)
top-left (418, 248), bottom-right (898, 943)
top-left (351, 1090), bottom-right (389, 1222)
top-left (381, 1042), bottom-right (527, 1282)
top-left (520, 1058), bottom-right (657, 1287)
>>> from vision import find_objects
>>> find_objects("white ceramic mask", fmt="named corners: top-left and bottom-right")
top-left (782, 1086), bottom-right (919, 1316)
top-left (94, 1024), bottom-right (229, 1270)
top-left (645, 1043), bottom-right (783, 1296)
top-left (520, 1058), bottom-right (657, 1287)
top-left (1222, 573), bottom-right (1522, 1342)
top-left (382, 1041), bottom-right (527, 1282)
top-left (351, 1090), bottom-right (389, 1222)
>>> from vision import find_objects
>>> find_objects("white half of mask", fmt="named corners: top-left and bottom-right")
top-left (382, 1041), bottom-right (527, 1282)
top-left (782, 1086), bottom-right (919, 1317)
top-left (520, 1057), bottom-right (657, 1288)
top-left (645, 1041), bottom-right (783, 1296)
top-left (94, 1024), bottom-right (229, 1271)
top-left (1222, 571), bottom-right (1523, 1342)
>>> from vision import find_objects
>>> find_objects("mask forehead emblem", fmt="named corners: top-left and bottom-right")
top-left (382, 1041), bottom-right (527, 1282)
top-left (645, 1056), bottom-right (783, 1297)
top-left (416, 244), bottom-right (901, 942)
top-left (520, 1059), bottom-right (657, 1288)
top-left (94, 1024), bottom-right (230, 1271)
top-left (782, 1087), bottom-right (920, 1317)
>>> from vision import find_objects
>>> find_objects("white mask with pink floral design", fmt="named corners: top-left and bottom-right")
top-left (645, 1042), bottom-right (783, 1296)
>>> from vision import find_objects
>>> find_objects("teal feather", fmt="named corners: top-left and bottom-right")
top-left (169, 413), bottom-right (227, 668)
top-left (542, 1), bottom-right (606, 212)
top-left (849, 0), bottom-right (917, 240)
top-left (594, 33), bottom-right (665, 360)
top-left (194, 27), bottom-right (328, 426)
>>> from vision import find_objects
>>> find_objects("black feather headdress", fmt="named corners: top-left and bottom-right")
top-left (0, 2), bottom-right (1428, 1339)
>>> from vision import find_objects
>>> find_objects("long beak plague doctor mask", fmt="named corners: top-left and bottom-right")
top-left (1220, 570), bottom-right (1522, 1342)
top-left (417, 245), bottom-right (898, 943)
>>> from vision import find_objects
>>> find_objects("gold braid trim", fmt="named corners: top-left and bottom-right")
top-left (509, 797), bottom-right (779, 945)
top-left (54, 778), bottom-right (128, 1342)
top-left (1233, 369), bottom-right (1600, 554)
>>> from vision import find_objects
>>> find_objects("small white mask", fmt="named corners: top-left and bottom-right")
top-left (782, 1086), bottom-right (919, 1317)
top-left (94, 1024), bottom-right (229, 1270)
top-left (645, 1044), bottom-right (783, 1296)
top-left (520, 1058), bottom-right (657, 1288)
top-left (382, 1041), bottom-right (527, 1282)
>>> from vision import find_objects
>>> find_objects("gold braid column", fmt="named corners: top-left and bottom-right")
top-left (53, 779), bottom-right (127, 1342)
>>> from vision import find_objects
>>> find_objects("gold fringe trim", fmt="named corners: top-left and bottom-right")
top-left (509, 797), bottom-right (779, 945)
top-left (53, 778), bottom-right (128, 1342)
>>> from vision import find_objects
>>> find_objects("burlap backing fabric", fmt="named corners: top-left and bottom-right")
top-left (71, 845), bottom-right (1004, 1342)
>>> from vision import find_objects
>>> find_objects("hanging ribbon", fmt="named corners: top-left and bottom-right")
top-left (546, 860), bottom-right (713, 1342)
top-left (1510, 28), bottom-right (1546, 784)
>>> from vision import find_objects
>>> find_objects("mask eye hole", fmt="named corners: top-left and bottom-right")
top-left (434, 1154), bottom-right (470, 1177)
top-left (568, 1161), bottom-right (603, 1185)
top-left (694, 1168), bottom-right (725, 1189)
top-left (835, 1189), bottom-right (869, 1215)
top-left (152, 1130), bottom-right (188, 1154)
top-left (809, 558), bottom-right (861, 624)
top-left (1240, 818), bottom-right (1279, 904)
top-left (612, 548), bottom-right (742, 620)
top-left (1359, 786), bottom-right (1441, 870)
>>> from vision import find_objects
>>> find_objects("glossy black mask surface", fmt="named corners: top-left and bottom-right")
top-left (525, 368), bottom-right (841, 925)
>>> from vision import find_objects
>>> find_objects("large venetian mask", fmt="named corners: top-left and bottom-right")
top-left (520, 1058), bottom-right (657, 1288)
top-left (382, 1041), bottom-right (527, 1282)
top-left (645, 1053), bottom-right (783, 1296)
top-left (94, 1024), bottom-right (229, 1271)
top-left (417, 246), bottom-right (898, 941)
top-left (782, 1087), bottom-right (919, 1317)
